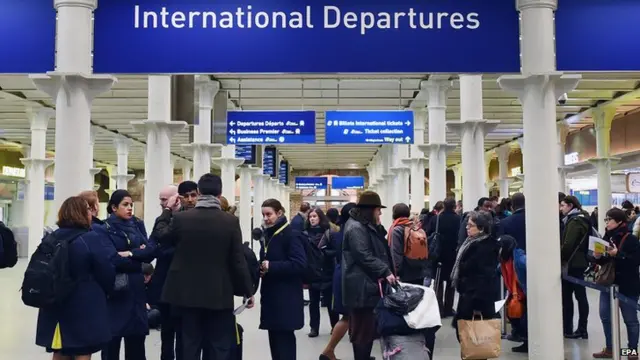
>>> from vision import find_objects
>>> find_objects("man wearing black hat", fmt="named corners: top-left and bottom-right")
top-left (341, 191), bottom-right (395, 360)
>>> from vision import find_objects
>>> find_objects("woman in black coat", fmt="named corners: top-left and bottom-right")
top-left (592, 208), bottom-right (640, 358)
top-left (259, 198), bottom-right (307, 360)
top-left (36, 196), bottom-right (116, 359)
top-left (450, 211), bottom-right (500, 352)
top-left (305, 208), bottom-right (339, 337)
top-left (95, 190), bottom-right (155, 360)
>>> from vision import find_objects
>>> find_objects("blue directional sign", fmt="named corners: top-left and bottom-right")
top-left (226, 111), bottom-right (316, 145)
top-left (262, 147), bottom-right (277, 177)
top-left (332, 176), bottom-right (365, 190)
top-left (325, 111), bottom-right (414, 144)
top-left (295, 177), bottom-right (328, 190)
top-left (0, 1), bottom-right (55, 73)
top-left (235, 145), bottom-right (257, 165)
top-left (92, 0), bottom-right (519, 73)
top-left (556, 0), bottom-right (640, 71)
top-left (279, 160), bottom-right (289, 185)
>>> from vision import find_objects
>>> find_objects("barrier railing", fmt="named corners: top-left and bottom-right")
top-left (561, 273), bottom-right (640, 360)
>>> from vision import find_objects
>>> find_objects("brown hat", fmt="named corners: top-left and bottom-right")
top-left (357, 191), bottom-right (386, 208)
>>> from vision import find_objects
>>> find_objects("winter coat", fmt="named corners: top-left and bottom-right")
top-left (36, 227), bottom-right (116, 350)
top-left (500, 208), bottom-right (527, 252)
top-left (593, 224), bottom-right (640, 297)
top-left (560, 210), bottom-right (591, 270)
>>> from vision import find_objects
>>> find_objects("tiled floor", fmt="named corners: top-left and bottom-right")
top-left (0, 260), bottom-right (629, 359)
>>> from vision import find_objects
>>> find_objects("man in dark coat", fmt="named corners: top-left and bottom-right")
top-left (501, 192), bottom-right (527, 252)
top-left (149, 180), bottom-right (197, 360)
top-left (156, 174), bottom-right (255, 360)
top-left (427, 197), bottom-right (460, 317)
top-left (290, 202), bottom-right (310, 232)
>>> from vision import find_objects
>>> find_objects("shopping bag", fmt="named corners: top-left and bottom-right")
top-left (457, 313), bottom-right (501, 360)
top-left (399, 282), bottom-right (442, 329)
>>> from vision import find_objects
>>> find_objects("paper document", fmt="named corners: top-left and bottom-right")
top-left (233, 297), bottom-right (251, 315)
top-left (494, 299), bottom-right (507, 313)
top-left (588, 236), bottom-right (610, 256)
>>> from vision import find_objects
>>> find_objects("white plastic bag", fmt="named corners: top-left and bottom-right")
top-left (399, 281), bottom-right (442, 329)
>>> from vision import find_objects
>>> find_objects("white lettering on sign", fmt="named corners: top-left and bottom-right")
top-left (133, 5), bottom-right (481, 36)
top-left (627, 173), bottom-right (640, 193)
top-left (2, 166), bottom-right (25, 177)
top-left (510, 167), bottom-right (522, 177)
top-left (564, 152), bottom-right (579, 165)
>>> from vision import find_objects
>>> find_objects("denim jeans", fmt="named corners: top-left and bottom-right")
top-left (599, 291), bottom-right (640, 349)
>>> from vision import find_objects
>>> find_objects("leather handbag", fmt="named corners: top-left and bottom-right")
top-left (595, 233), bottom-right (629, 286)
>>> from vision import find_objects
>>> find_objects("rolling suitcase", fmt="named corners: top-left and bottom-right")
top-left (380, 334), bottom-right (431, 360)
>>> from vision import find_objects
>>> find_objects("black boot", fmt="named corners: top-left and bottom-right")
top-left (564, 329), bottom-right (588, 339)
top-left (512, 342), bottom-right (528, 353)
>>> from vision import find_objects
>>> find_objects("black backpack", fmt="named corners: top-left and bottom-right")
top-left (21, 232), bottom-right (82, 308)
top-left (0, 222), bottom-right (18, 269)
top-left (300, 231), bottom-right (324, 284)
top-left (242, 241), bottom-right (260, 295)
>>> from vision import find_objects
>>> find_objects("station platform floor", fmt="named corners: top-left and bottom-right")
top-left (0, 260), bottom-right (629, 359)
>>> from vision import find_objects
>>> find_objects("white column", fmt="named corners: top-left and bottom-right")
top-left (283, 187), bottom-right (293, 219)
top-left (182, 78), bottom-right (221, 180)
top-left (496, 145), bottom-right (511, 198)
top-left (378, 146), bottom-right (393, 227)
top-left (451, 164), bottom-right (463, 201)
top-left (21, 146), bottom-right (31, 225)
top-left (213, 145), bottom-right (244, 203)
top-left (237, 166), bottom-right (253, 239)
top-left (557, 121), bottom-right (570, 193)
top-left (270, 179), bottom-right (281, 201)
top-left (111, 136), bottom-right (135, 190)
top-left (30, 0), bottom-right (115, 209)
top-left (420, 79), bottom-right (455, 204)
top-left (181, 161), bottom-right (192, 182)
top-left (447, 75), bottom-right (498, 212)
top-left (21, 109), bottom-right (55, 255)
top-left (485, 152), bottom-right (495, 194)
top-left (88, 127), bottom-right (102, 189)
top-left (590, 105), bottom-right (618, 231)
top-left (132, 75), bottom-right (186, 231)
top-left (391, 143), bottom-right (411, 206)
top-left (252, 171), bottom-right (268, 228)
top-left (497, 0), bottom-right (581, 357)
top-left (402, 109), bottom-right (427, 213)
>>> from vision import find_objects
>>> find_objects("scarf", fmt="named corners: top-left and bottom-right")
top-left (195, 195), bottom-right (222, 209)
top-left (562, 208), bottom-right (580, 225)
top-left (387, 217), bottom-right (411, 248)
top-left (450, 232), bottom-right (490, 289)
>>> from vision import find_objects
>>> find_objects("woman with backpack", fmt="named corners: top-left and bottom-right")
top-left (34, 196), bottom-right (116, 360)
top-left (95, 190), bottom-right (156, 360)
top-left (258, 198), bottom-right (307, 360)
top-left (304, 208), bottom-right (339, 338)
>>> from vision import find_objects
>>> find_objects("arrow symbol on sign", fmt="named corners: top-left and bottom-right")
top-left (405, 121), bottom-right (411, 126)
top-left (229, 137), bottom-right (236, 143)
top-left (229, 121), bottom-right (235, 126)
top-left (405, 136), bottom-right (411, 142)
top-left (229, 129), bottom-right (236, 135)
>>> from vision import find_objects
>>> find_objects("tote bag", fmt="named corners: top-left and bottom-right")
top-left (457, 313), bottom-right (501, 360)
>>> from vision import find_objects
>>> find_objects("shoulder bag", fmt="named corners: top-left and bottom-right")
top-left (595, 233), bottom-right (629, 286)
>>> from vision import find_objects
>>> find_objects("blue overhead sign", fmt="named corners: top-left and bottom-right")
top-left (92, 0), bottom-right (520, 73)
top-left (325, 111), bottom-right (414, 144)
top-left (556, 0), bottom-right (640, 71)
top-left (235, 145), bottom-right (256, 165)
top-left (0, 1), bottom-right (55, 73)
top-left (263, 147), bottom-right (277, 177)
top-left (332, 176), bottom-right (365, 190)
top-left (226, 111), bottom-right (316, 145)
top-left (279, 160), bottom-right (289, 185)
top-left (295, 177), bottom-right (328, 190)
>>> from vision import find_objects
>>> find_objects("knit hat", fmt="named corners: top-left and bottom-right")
top-left (107, 189), bottom-right (132, 214)
top-left (356, 191), bottom-right (385, 208)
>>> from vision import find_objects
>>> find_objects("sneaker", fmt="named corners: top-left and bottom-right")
top-left (512, 343), bottom-right (528, 353)
top-left (592, 348), bottom-right (612, 358)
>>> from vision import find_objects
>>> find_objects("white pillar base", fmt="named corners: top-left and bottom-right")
top-left (30, 72), bottom-right (115, 207)
top-left (498, 178), bottom-right (511, 198)
top-left (212, 157), bottom-right (245, 202)
top-left (182, 143), bottom-right (222, 180)
top-left (132, 120), bottom-right (187, 230)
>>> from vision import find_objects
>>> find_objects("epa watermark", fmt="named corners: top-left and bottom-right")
top-left (622, 348), bottom-right (638, 356)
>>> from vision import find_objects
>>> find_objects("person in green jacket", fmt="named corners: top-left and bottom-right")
top-left (560, 195), bottom-right (591, 339)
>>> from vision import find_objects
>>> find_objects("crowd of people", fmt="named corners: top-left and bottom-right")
top-left (4, 172), bottom-right (640, 360)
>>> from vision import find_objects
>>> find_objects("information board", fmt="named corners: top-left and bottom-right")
top-left (262, 146), bottom-right (277, 177)
top-left (325, 111), bottom-right (414, 144)
top-left (235, 145), bottom-right (257, 165)
top-left (332, 176), bottom-right (365, 190)
top-left (279, 160), bottom-right (289, 185)
top-left (226, 111), bottom-right (316, 145)
top-left (295, 176), bottom-right (328, 190)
